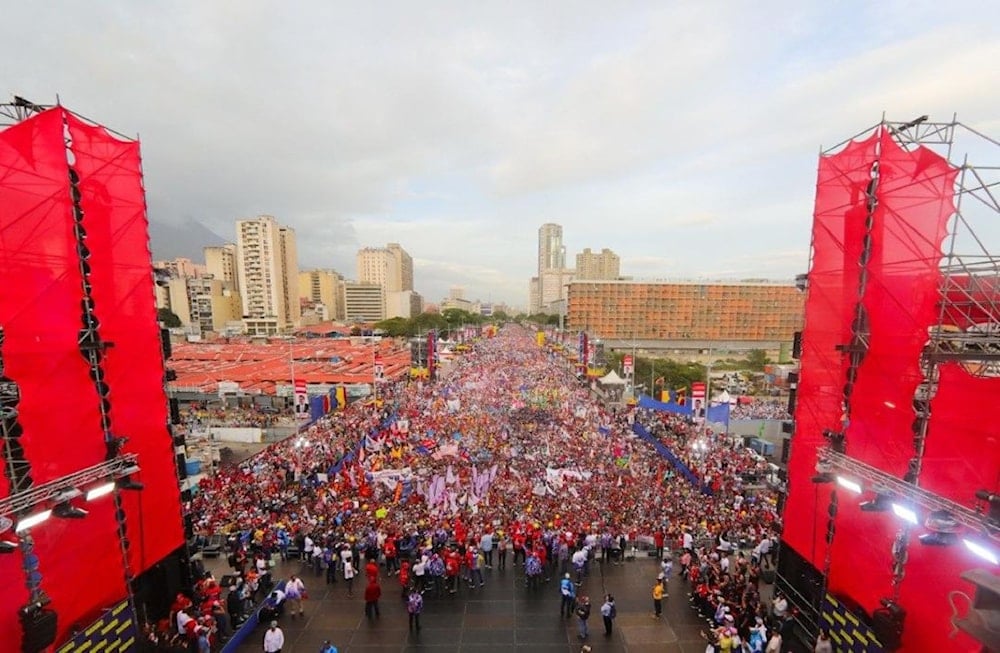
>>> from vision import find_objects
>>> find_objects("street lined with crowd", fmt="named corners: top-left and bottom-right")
top-left (160, 325), bottom-right (792, 652)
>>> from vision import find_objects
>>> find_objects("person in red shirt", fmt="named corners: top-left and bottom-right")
top-left (445, 551), bottom-right (460, 594)
top-left (398, 560), bottom-right (411, 599)
top-left (363, 580), bottom-right (381, 620)
top-left (365, 558), bottom-right (379, 584)
top-left (513, 533), bottom-right (526, 566)
top-left (653, 529), bottom-right (665, 561)
top-left (384, 535), bottom-right (398, 576)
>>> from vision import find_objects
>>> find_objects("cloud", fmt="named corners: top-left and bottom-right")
top-left (2, 1), bottom-right (998, 308)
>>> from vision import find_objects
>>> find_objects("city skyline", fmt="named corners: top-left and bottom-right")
top-left (6, 3), bottom-right (998, 306)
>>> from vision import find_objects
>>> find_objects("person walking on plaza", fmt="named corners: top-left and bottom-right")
top-left (407, 588), bottom-right (424, 632)
top-left (263, 621), bottom-right (284, 653)
top-left (497, 532), bottom-right (508, 570)
top-left (575, 595), bottom-right (591, 640)
top-left (343, 558), bottom-right (357, 598)
top-left (284, 574), bottom-right (306, 619)
top-left (600, 593), bottom-right (616, 636)
top-left (560, 573), bottom-right (577, 618)
top-left (364, 579), bottom-right (382, 620)
top-left (652, 578), bottom-right (665, 618)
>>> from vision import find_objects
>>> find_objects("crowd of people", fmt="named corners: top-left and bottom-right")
top-left (729, 399), bottom-right (790, 421)
top-left (182, 404), bottom-right (292, 429)
top-left (156, 325), bottom-right (792, 651)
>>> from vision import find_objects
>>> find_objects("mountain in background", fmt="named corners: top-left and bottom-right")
top-left (148, 218), bottom-right (228, 261)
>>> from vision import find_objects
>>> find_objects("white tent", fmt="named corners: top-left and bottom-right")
top-left (598, 370), bottom-right (627, 385)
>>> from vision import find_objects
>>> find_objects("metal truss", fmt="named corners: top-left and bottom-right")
top-left (0, 96), bottom-right (51, 127)
top-left (0, 453), bottom-right (137, 519)
top-left (819, 449), bottom-right (998, 538)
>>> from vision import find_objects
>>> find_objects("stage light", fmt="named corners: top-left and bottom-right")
top-left (85, 482), bottom-right (116, 501)
top-left (891, 503), bottom-right (918, 525)
top-left (924, 509), bottom-right (960, 533)
top-left (15, 510), bottom-right (52, 532)
top-left (105, 436), bottom-right (128, 458)
top-left (117, 478), bottom-right (144, 492)
top-left (963, 538), bottom-right (999, 566)
top-left (919, 532), bottom-right (957, 546)
top-left (118, 464), bottom-right (141, 477)
top-left (52, 489), bottom-right (82, 504)
top-left (53, 503), bottom-right (88, 519)
top-left (860, 493), bottom-right (892, 512)
top-left (836, 476), bottom-right (863, 494)
top-left (0, 540), bottom-right (17, 553)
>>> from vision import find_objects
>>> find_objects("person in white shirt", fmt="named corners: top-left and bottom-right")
top-left (285, 575), bottom-right (306, 619)
top-left (175, 609), bottom-right (193, 635)
top-left (771, 593), bottom-right (788, 619)
top-left (263, 621), bottom-right (284, 653)
top-left (412, 558), bottom-right (426, 593)
top-left (682, 531), bottom-right (693, 552)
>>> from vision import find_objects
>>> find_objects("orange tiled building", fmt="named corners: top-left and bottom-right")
top-left (566, 280), bottom-right (803, 342)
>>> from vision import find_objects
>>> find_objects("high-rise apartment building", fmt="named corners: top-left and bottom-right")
top-left (567, 280), bottom-right (804, 345)
top-left (204, 244), bottom-right (239, 291)
top-left (153, 257), bottom-right (205, 279)
top-left (166, 277), bottom-right (242, 335)
top-left (235, 215), bottom-right (300, 331)
top-left (387, 242), bottom-right (414, 291)
top-left (298, 269), bottom-right (346, 321)
top-left (575, 248), bottom-right (620, 281)
top-left (357, 243), bottom-right (415, 318)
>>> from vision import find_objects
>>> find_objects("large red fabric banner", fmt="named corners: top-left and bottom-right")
top-left (826, 132), bottom-right (958, 612)
top-left (783, 134), bottom-right (878, 566)
top-left (0, 108), bottom-right (125, 650)
top-left (66, 114), bottom-right (184, 574)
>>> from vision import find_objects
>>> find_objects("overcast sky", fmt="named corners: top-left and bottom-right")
top-left (3, 1), bottom-right (999, 308)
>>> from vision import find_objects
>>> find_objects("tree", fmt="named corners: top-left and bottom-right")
top-left (157, 308), bottom-right (181, 328)
top-left (373, 317), bottom-right (411, 338)
top-left (747, 349), bottom-right (770, 371)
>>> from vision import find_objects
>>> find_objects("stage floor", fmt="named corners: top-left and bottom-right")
top-left (212, 552), bottom-right (722, 653)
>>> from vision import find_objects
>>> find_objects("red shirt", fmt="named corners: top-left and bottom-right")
top-left (364, 582), bottom-right (381, 602)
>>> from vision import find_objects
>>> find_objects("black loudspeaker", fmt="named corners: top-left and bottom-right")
top-left (160, 328), bottom-right (172, 360)
top-left (792, 331), bottom-right (802, 359)
top-left (781, 438), bottom-right (791, 464)
top-left (787, 371), bottom-right (798, 387)
top-left (20, 607), bottom-right (57, 653)
top-left (175, 453), bottom-right (188, 480)
top-left (169, 398), bottom-right (181, 425)
top-left (872, 606), bottom-right (905, 651)
top-left (781, 420), bottom-right (794, 434)
top-left (787, 388), bottom-right (797, 415)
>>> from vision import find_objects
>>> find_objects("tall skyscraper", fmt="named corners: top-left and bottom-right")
top-left (204, 243), bottom-right (239, 291)
top-left (537, 223), bottom-right (565, 273)
top-left (575, 247), bottom-right (620, 280)
top-left (235, 215), bottom-right (300, 331)
top-left (533, 223), bottom-right (572, 314)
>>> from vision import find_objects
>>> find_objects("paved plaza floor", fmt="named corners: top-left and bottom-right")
top-left (219, 553), bottom-right (719, 653)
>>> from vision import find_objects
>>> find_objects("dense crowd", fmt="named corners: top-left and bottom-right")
top-left (183, 404), bottom-right (292, 429)
top-left (729, 400), bottom-right (790, 421)
top-left (159, 325), bottom-right (787, 651)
